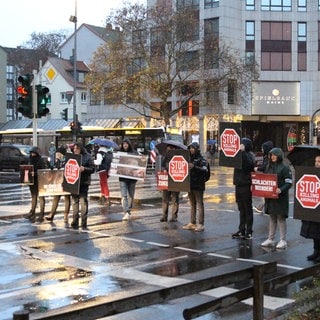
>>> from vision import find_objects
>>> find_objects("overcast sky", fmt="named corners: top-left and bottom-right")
top-left (0, 0), bottom-right (136, 48)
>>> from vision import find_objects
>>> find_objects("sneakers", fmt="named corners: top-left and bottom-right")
top-left (244, 233), bottom-right (252, 240)
top-left (276, 240), bottom-right (287, 249)
top-left (261, 239), bottom-right (275, 247)
top-left (232, 231), bottom-right (244, 239)
top-left (195, 224), bottom-right (205, 232)
top-left (182, 223), bottom-right (196, 230)
top-left (253, 205), bottom-right (264, 213)
top-left (122, 212), bottom-right (131, 221)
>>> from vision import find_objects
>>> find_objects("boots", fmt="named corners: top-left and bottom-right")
top-left (307, 249), bottom-right (320, 261)
top-left (160, 215), bottom-right (167, 222)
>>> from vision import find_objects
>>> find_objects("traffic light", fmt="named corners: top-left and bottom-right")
top-left (17, 74), bottom-right (33, 118)
top-left (61, 108), bottom-right (68, 121)
top-left (69, 120), bottom-right (83, 135)
top-left (36, 85), bottom-right (50, 117)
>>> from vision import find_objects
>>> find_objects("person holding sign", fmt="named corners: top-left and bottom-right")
top-left (261, 148), bottom-right (293, 249)
top-left (70, 143), bottom-right (95, 230)
top-left (182, 142), bottom-right (209, 232)
top-left (300, 155), bottom-right (320, 261)
top-left (119, 138), bottom-right (139, 221)
top-left (160, 145), bottom-right (180, 222)
top-left (232, 138), bottom-right (255, 240)
top-left (45, 146), bottom-right (71, 226)
top-left (26, 147), bottom-right (47, 223)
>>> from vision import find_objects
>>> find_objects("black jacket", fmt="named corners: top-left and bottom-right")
top-left (189, 149), bottom-right (208, 191)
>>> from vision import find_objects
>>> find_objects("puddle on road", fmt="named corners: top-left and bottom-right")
top-left (142, 254), bottom-right (224, 277)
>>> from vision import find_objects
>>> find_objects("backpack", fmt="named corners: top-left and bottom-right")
top-left (97, 151), bottom-right (112, 172)
top-left (205, 161), bottom-right (211, 182)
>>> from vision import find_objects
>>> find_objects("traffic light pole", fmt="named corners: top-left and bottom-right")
top-left (32, 70), bottom-right (38, 147)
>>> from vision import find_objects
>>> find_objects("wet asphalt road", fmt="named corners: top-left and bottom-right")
top-left (0, 165), bottom-right (316, 320)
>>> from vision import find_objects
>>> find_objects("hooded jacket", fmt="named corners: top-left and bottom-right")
top-left (265, 147), bottom-right (292, 218)
top-left (257, 140), bottom-right (274, 172)
top-left (28, 147), bottom-right (47, 174)
top-left (188, 142), bottom-right (208, 191)
top-left (233, 138), bottom-right (255, 187)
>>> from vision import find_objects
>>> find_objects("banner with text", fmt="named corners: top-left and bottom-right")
top-left (251, 172), bottom-right (278, 199)
top-left (38, 169), bottom-right (71, 196)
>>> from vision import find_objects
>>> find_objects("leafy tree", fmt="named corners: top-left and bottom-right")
top-left (86, 2), bottom-right (259, 126)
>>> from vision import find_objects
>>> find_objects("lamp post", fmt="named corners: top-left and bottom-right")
top-left (69, 0), bottom-right (77, 141)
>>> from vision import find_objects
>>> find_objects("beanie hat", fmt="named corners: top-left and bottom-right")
top-left (56, 146), bottom-right (66, 156)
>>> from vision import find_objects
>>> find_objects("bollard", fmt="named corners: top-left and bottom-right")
top-left (13, 310), bottom-right (29, 320)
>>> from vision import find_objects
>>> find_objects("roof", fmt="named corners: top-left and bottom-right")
top-left (85, 118), bottom-right (121, 128)
top-left (38, 119), bottom-right (69, 130)
top-left (0, 119), bottom-right (68, 131)
top-left (0, 120), bottom-right (32, 131)
top-left (47, 57), bottom-right (89, 89)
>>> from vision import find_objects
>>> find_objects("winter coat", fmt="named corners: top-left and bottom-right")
top-left (257, 140), bottom-right (274, 172)
top-left (188, 142), bottom-right (208, 191)
top-left (264, 148), bottom-right (292, 218)
top-left (300, 221), bottom-right (320, 240)
top-left (79, 151), bottom-right (95, 186)
top-left (233, 138), bottom-right (255, 187)
top-left (28, 147), bottom-right (47, 175)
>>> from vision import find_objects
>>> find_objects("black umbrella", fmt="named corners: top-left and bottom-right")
top-left (287, 145), bottom-right (320, 167)
top-left (155, 140), bottom-right (187, 156)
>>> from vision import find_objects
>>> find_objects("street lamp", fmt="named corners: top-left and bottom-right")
top-left (69, 0), bottom-right (77, 141)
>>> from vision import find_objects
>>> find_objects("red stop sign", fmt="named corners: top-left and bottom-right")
top-left (64, 158), bottom-right (80, 184)
top-left (296, 174), bottom-right (320, 209)
top-left (220, 128), bottom-right (240, 157)
top-left (169, 155), bottom-right (188, 182)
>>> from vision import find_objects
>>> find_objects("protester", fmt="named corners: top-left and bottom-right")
top-left (253, 140), bottom-right (274, 213)
top-left (70, 142), bottom-right (95, 230)
top-left (300, 155), bottom-right (320, 260)
top-left (261, 147), bottom-right (293, 249)
top-left (119, 138), bottom-right (139, 221)
top-left (26, 146), bottom-right (47, 223)
top-left (45, 146), bottom-right (71, 227)
top-left (94, 145), bottom-right (113, 206)
top-left (160, 145), bottom-right (180, 222)
top-left (232, 138), bottom-right (255, 240)
top-left (183, 142), bottom-right (209, 232)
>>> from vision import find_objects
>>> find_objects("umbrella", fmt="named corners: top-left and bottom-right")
top-left (88, 138), bottom-right (119, 149)
top-left (287, 145), bottom-right (320, 167)
top-left (207, 139), bottom-right (217, 145)
top-left (155, 140), bottom-right (187, 156)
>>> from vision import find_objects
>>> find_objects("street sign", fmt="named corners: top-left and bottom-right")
top-left (169, 155), bottom-right (188, 182)
top-left (220, 128), bottom-right (240, 157)
top-left (64, 158), bottom-right (80, 185)
top-left (295, 174), bottom-right (320, 209)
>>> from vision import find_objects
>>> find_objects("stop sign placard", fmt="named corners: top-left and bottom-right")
top-left (296, 174), bottom-right (320, 209)
top-left (64, 158), bottom-right (80, 184)
top-left (220, 128), bottom-right (240, 157)
top-left (169, 155), bottom-right (188, 182)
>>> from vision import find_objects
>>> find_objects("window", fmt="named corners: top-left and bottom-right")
top-left (80, 92), bottom-right (87, 104)
top-left (177, 0), bottom-right (199, 10)
top-left (60, 92), bottom-right (68, 104)
top-left (318, 22), bottom-right (320, 70)
top-left (297, 0), bottom-right (306, 11)
top-left (204, 0), bottom-right (219, 9)
top-left (261, 0), bottom-right (291, 11)
top-left (90, 91), bottom-right (101, 105)
top-left (261, 21), bottom-right (292, 71)
top-left (204, 18), bottom-right (219, 68)
top-left (246, 0), bottom-right (255, 10)
top-left (246, 21), bottom-right (255, 64)
top-left (179, 100), bottom-right (199, 116)
top-left (298, 22), bottom-right (307, 71)
top-left (177, 51), bottom-right (199, 72)
top-left (227, 79), bottom-right (237, 104)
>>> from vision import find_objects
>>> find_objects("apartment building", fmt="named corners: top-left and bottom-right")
top-left (145, 0), bottom-right (320, 150)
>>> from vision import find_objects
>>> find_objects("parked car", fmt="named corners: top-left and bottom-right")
top-left (0, 144), bottom-right (32, 171)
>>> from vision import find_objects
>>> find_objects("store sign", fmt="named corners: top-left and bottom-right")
top-left (252, 81), bottom-right (300, 115)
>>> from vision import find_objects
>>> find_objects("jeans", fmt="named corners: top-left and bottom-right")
top-left (29, 182), bottom-right (45, 216)
top-left (98, 171), bottom-right (110, 198)
top-left (235, 185), bottom-right (253, 235)
top-left (71, 184), bottom-right (89, 227)
top-left (120, 180), bottom-right (136, 213)
top-left (188, 189), bottom-right (204, 225)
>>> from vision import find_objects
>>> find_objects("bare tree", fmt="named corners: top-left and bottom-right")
top-left (86, 2), bottom-right (259, 126)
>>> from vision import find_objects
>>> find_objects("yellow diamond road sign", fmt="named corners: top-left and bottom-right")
top-left (46, 67), bottom-right (56, 82)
